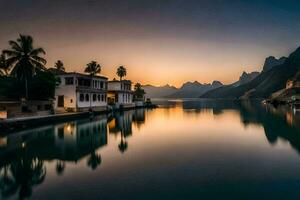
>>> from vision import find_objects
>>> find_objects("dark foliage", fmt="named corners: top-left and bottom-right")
top-left (0, 71), bottom-right (56, 100)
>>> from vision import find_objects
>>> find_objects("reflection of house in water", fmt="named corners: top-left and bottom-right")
top-left (108, 109), bottom-right (147, 153)
top-left (51, 117), bottom-right (108, 161)
top-left (0, 116), bottom-right (108, 163)
top-left (108, 109), bottom-right (147, 136)
top-left (133, 109), bottom-right (146, 129)
top-left (108, 111), bottom-right (133, 137)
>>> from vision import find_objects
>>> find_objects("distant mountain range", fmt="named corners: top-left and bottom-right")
top-left (262, 56), bottom-right (287, 72)
top-left (143, 47), bottom-right (300, 99)
top-left (143, 81), bottom-right (223, 98)
top-left (143, 84), bottom-right (178, 98)
top-left (232, 71), bottom-right (260, 87)
top-left (201, 47), bottom-right (300, 99)
top-left (166, 81), bottom-right (223, 98)
top-left (143, 71), bottom-right (259, 98)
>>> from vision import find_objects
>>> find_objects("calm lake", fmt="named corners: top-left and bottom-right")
top-left (1, 99), bottom-right (300, 200)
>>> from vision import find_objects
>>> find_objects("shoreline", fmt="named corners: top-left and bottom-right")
top-left (0, 104), bottom-right (157, 135)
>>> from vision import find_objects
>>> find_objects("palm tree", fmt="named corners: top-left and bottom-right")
top-left (116, 66), bottom-right (126, 81)
top-left (0, 53), bottom-right (10, 76)
top-left (84, 61), bottom-right (101, 76)
top-left (84, 61), bottom-right (101, 110)
top-left (54, 60), bottom-right (65, 72)
top-left (2, 34), bottom-right (47, 99)
top-left (133, 83), bottom-right (145, 101)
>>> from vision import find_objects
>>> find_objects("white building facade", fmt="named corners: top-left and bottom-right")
top-left (107, 80), bottom-right (134, 108)
top-left (54, 73), bottom-right (108, 112)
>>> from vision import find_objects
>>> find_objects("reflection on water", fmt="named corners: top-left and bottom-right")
top-left (1, 100), bottom-right (300, 199)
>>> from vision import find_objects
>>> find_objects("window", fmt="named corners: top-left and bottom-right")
top-left (70, 99), bottom-right (73, 103)
top-left (80, 94), bottom-right (84, 102)
top-left (98, 94), bottom-right (101, 101)
top-left (65, 77), bottom-right (74, 85)
top-left (100, 81), bottom-right (104, 89)
top-left (123, 94), bottom-right (125, 101)
top-left (58, 95), bottom-right (64, 107)
top-left (93, 94), bottom-right (97, 102)
top-left (85, 94), bottom-right (89, 102)
top-left (78, 78), bottom-right (91, 87)
top-left (101, 94), bottom-right (104, 101)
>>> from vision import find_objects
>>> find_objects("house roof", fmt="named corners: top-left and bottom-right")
top-left (108, 79), bottom-right (131, 83)
top-left (57, 72), bottom-right (108, 80)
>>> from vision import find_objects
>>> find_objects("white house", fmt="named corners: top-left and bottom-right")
top-left (107, 80), bottom-right (134, 108)
top-left (54, 73), bottom-right (108, 112)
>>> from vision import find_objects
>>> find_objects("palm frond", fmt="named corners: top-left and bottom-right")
top-left (2, 50), bottom-right (20, 57)
top-left (30, 48), bottom-right (46, 56)
top-left (5, 56), bottom-right (20, 68)
top-left (29, 59), bottom-right (47, 71)
top-left (8, 40), bottom-right (23, 52)
top-left (30, 56), bottom-right (47, 65)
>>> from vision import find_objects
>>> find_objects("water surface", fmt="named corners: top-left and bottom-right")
top-left (1, 99), bottom-right (300, 200)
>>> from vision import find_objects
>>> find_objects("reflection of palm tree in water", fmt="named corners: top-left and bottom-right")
top-left (87, 128), bottom-right (102, 170)
top-left (87, 152), bottom-right (102, 170)
top-left (118, 130), bottom-right (128, 153)
top-left (0, 164), bottom-right (13, 197)
top-left (0, 149), bottom-right (46, 199)
top-left (56, 161), bottom-right (66, 176)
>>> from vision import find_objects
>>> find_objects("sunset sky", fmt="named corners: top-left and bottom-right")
top-left (1, 0), bottom-right (300, 87)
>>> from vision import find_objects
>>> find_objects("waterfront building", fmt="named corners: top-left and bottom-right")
top-left (54, 73), bottom-right (108, 112)
top-left (107, 79), bottom-right (134, 109)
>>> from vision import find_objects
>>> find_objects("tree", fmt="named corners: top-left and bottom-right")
top-left (133, 83), bottom-right (145, 100)
top-left (2, 34), bottom-right (47, 99)
top-left (116, 66), bottom-right (126, 81)
top-left (0, 53), bottom-right (10, 76)
top-left (54, 60), bottom-right (65, 71)
top-left (84, 61), bottom-right (101, 110)
top-left (84, 61), bottom-right (101, 76)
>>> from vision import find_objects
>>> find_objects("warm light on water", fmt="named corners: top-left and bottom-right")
top-left (1, 100), bottom-right (300, 199)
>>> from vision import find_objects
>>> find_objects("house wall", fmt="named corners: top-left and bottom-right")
top-left (55, 74), bottom-right (108, 112)
top-left (108, 82), bottom-right (122, 91)
top-left (55, 85), bottom-right (77, 109)
top-left (76, 92), bottom-right (107, 108)
top-left (117, 92), bottom-right (133, 104)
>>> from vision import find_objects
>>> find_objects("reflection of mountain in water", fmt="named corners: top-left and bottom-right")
top-left (0, 110), bottom-right (147, 199)
top-left (183, 100), bottom-right (300, 154)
